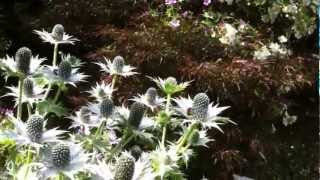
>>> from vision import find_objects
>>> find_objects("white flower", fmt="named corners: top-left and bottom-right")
top-left (269, 42), bottom-right (287, 55)
top-left (90, 152), bottom-right (154, 180)
top-left (34, 27), bottom-right (79, 45)
top-left (0, 115), bottom-right (66, 149)
top-left (219, 23), bottom-right (238, 45)
top-left (4, 78), bottom-right (44, 106)
top-left (96, 56), bottom-right (137, 77)
top-left (41, 64), bottom-right (88, 87)
top-left (88, 82), bottom-right (114, 101)
top-left (130, 87), bottom-right (165, 111)
top-left (0, 55), bottom-right (45, 78)
top-left (37, 142), bottom-right (91, 180)
top-left (68, 107), bottom-right (100, 135)
top-left (253, 45), bottom-right (271, 60)
top-left (278, 35), bottom-right (288, 43)
top-left (173, 95), bottom-right (232, 132)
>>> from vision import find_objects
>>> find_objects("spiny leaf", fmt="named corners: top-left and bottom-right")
top-left (36, 99), bottom-right (67, 117)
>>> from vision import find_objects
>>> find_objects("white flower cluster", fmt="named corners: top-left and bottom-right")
top-left (0, 24), bottom-right (234, 180)
top-left (254, 35), bottom-right (291, 60)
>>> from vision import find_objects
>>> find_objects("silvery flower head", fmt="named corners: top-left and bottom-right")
top-left (96, 56), bottom-right (137, 77)
top-left (100, 98), bottom-right (114, 119)
top-left (130, 87), bottom-right (165, 111)
top-left (0, 47), bottom-right (45, 78)
top-left (174, 93), bottom-right (234, 132)
top-left (38, 142), bottom-right (90, 179)
top-left (5, 77), bottom-right (45, 106)
top-left (149, 76), bottom-right (191, 95)
top-left (34, 24), bottom-right (79, 45)
top-left (90, 152), bottom-right (154, 180)
top-left (69, 106), bottom-right (100, 135)
top-left (0, 114), bottom-right (66, 148)
top-left (114, 104), bottom-right (155, 140)
top-left (186, 129), bottom-right (212, 147)
top-left (41, 60), bottom-right (88, 87)
top-left (88, 81), bottom-right (114, 101)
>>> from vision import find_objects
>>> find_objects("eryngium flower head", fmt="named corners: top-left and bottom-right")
top-left (79, 106), bottom-right (91, 123)
top-left (26, 115), bottom-right (44, 142)
top-left (100, 98), bottom-right (114, 118)
top-left (23, 78), bottom-right (34, 97)
top-left (15, 47), bottom-right (32, 75)
top-left (130, 145), bottom-right (142, 160)
top-left (165, 77), bottom-right (177, 86)
top-left (192, 93), bottom-right (209, 121)
top-left (128, 102), bottom-right (146, 128)
top-left (145, 87), bottom-right (157, 105)
top-left (51, 24), bottom-right (64, 41)
top-left (112, 56), bottom-right (125, 74)
top-left (58, 61), bottom-right (72, 80)
top-left (51, 143), bottom-right (70, 168)
top-left (188, 129), bottom-right (200, 145)
top-left (114, 153), bottom-right (135, 180)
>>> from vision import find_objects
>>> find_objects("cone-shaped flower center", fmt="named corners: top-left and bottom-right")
top-left (79, 107), bottom-right (91, 123)
top-left (26, 115), bottom-right (44, 142)
top-left (165, 77), bottom-right (177, 86)
top-left (130, 145), bottom-right (142, 160)
top-left (112, 56), bottom-right (125, 73)
top-left (192, 93), bottom-right (209, 121)
top-left (145, 87), bottom-right (157, 105)
top-left (100, 98), bottom-right (114, 118)
top-left (23, 78), bottom-right (34, 97)
top-left (51, 24), bottom-right (64, 41)
top-left (188, 129), bottom-right (200, 145)
top-left (52, 144), bottom-right (70, 168)
top-left (128, 102), bottom-right (146, 128)
top-left (114, 154), bottom-right (135, 180)
top-left (58, 61), bottom-right (72, 80)
top-left (15, 47), bottom-right (32, 75)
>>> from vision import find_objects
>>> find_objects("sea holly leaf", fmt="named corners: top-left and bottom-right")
top-left (36, 99), bottom-right (67, 117)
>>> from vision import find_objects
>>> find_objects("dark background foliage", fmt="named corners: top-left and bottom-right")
top-left (0, 1), bottom-right (318, 179)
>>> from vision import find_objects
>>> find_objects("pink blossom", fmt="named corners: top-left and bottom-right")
top-left (165, 0), bottom-right (177, 5)
top-left (203, 0), bottom-right (212, 6)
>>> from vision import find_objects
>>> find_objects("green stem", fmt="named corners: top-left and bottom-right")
top-left (17, 79), bottom-right (24, 120)
top-left (44, 43), bottom-right (59, 100)
top-left (53, 85), bottom-right (62, 103)
top-left (24, 146), bottom-right (32, 178)
top-left (161, 94), bottom-right (171, 146)
top-left (56, 173), bottom-right (63, 180)
top-left (95, 119), bottom-right (105, 136)
top-left (52, 43), bottom-right (59, 66)
top-left (177, 122), bottom-right (198, 152)
top-left (107, 132), bottom-right (134, 161)
top-left (110, 75), bottom-right (118, 98)
top-left (27, 103), bottom-right (32, 117)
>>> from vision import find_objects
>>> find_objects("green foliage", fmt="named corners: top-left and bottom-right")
top-left (37, 99), bottom-right (68, 117)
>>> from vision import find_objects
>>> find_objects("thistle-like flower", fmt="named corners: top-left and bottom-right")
top-left (96, 56), bottom-right (137, 77)
top-left (0, 115), bottom-right (65, 148)
top-left (130, 87), bottom-right (165, 111)
top-left (5, 78), bottom-right (44, 106)
top-left (41, 60), bottom-right (87, 86)
top-left (0, 47), bottom-right (45, 78)
top-left (88, 81), bottom-right (114, 101)
top-left (100, 98), bottom-right (114, 119)
top-left (149, 76), bottom-right (191, 95)
top-left (69, 106), bottom-right (100, 135)
top-left (90, 152), bottom-right (154, 180)
top-left (38, 142), bottom-right (90, 179)
top-left (114, 104), bottom-right (155, 141)
top-left (174, 93), bottom-right (233, 132)
top-left (34, 24), bottom-right (79, 45)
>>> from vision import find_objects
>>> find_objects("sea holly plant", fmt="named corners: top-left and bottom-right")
top-left (0, 24), bottom-right (234, 180)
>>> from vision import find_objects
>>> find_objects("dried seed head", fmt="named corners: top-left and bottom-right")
top-left (114, 154), bottom-right (135, 180)
top-left (23, 78), bottom-right (34, 97)
top-left (100, 98), bottom-right (114, 118)
top-left (145, 87), bottom-right (157, 105)
top-left (26, 115), bottom-right (44, 142)
top-left (192, 93), bottom-right (209, 121)
top-left (51, 144), bottom-right (70, 168)
top-left (79, 106), bottom-right (91, 123)
top-left (188, 130), bottom-right (200, 145)
top-left (112, 56), bottom-right (125, 73)
top-left (58, 61), bottom-right (72, 80)
top-left (128, 102), bottom-right (146, 128)
top-left (15, 47), bottom-right (32, 75)
top-left (51, 24), bottom-right (64, 41)
top-left (165, 77), bottom-right (177, 86)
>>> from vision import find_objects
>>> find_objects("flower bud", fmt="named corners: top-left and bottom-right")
top-left (100, 98), bottom-right (114, 118)
top-left (58, 61), bottom-right (72, 80)
top-left (52, 24), bottom-right (64, 41)
top-left (192, 93), bottom-right (209, 121)
top-left (26, 115), bottom-right (44, 142)
top-left (128, 102), bottom-right (146, 128)
top-left (15, 47), bottom-right (32, 75)
top-left (114, 154), bottom-right (135, 180)
top-left (112, 56), bottom-right (125, 73)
